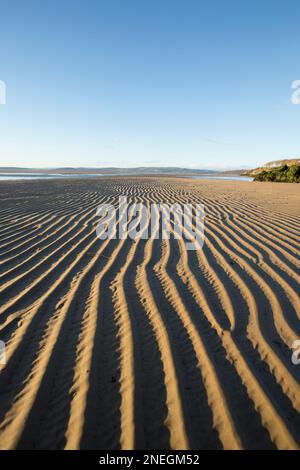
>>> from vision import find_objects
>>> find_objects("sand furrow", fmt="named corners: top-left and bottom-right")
top-left (135, 237), bottom-right (190, 450)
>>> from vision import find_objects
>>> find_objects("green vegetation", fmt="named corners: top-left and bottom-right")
top-left (254, 164), bottom-right (300, 183)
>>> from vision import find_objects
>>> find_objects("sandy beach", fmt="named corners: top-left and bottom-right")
top-left (0, 177), bottom-right (299, 450)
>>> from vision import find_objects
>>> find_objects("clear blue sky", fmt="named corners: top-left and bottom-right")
top-left (0, 0), bottom-right (299, 169)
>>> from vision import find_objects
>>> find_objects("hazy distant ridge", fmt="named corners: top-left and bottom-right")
top-left (0, 166), bottom-right (220, 175)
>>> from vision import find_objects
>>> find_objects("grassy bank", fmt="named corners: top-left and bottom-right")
top-left (254, 164), bottom-right (300, 182)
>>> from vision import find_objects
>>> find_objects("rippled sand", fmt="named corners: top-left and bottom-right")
top-left (0, 177), bottom-right (299, 450)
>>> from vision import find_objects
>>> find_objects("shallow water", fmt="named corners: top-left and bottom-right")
top-left (189, 175), bottom-right (253, 182)
top-left (0, 173), bottom-right (105, 181)
top-left (0, 173), bottom-right (253, 182)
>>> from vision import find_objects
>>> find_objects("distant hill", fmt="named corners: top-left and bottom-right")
top-left (217, 169), bottom-right (248, 176)
top-left (246, 158), bottom-right (300, 176)
top-left (0, 166), bottom-right (219, 176)
top-left (263, 158), bottom-right (300, 168)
